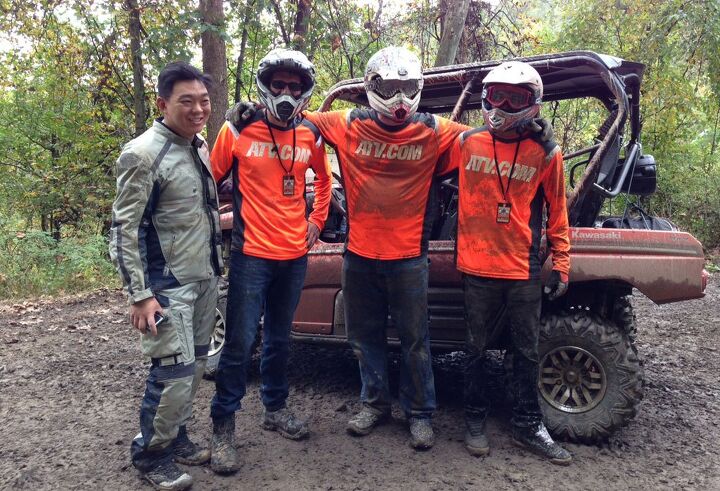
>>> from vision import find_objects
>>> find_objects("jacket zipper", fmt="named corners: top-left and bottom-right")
top-left (163, 234), bottom-right (176, 276)
top-left (191, 147), bottom-right (221, 275)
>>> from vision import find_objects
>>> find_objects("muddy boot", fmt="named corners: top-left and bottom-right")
top-left (464, 417), bottom-right (490, 457)
top-left (173, 425), bottom-right (210, 465)
top-left (408, 418), bottom-right (435, 450)
top-left (512, 422), bottom-right (572, 466)
top-left (346, 408), bottom-right (389, 436)
top-left (261, 407), bottom-right (309, 440)
top-left (143, 459), bottom-right (193, 491)
top-left (211, 417), bottom-right (239, 474)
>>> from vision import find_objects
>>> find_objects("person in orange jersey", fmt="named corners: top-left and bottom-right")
top-left (439, 61), bottom-right (571, 464)
top-left (208, 48), bottom-right (331, 474)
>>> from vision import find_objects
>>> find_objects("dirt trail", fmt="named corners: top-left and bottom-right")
top-left (1, 275), bottom-right (719, 490)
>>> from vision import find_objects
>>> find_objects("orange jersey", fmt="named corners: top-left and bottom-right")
top-left (211, 114), bottom-right (331, 260)
top-left (440, 127), bottom-right (570, 279)
top-left (307, 109), bottom-right (467, 259)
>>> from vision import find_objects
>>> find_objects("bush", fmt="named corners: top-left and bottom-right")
top-left (0, 230), bottom-right (118, 299)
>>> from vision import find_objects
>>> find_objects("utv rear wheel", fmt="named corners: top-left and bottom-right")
top-left (538, 312), bottom-right (644, 443)
top-left (612, 295), bottom-right (637, 343)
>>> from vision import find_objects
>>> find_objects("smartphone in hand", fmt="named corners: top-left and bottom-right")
top-left (154, 312), bottom-right (166, 328)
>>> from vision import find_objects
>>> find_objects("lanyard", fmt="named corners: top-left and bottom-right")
top-left (265, 114), bottom-right (296, 175)
top-left (491, 137), bottom-right (521, 202)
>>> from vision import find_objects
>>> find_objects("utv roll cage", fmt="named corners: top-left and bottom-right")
top-left (319, 50), bottom-right (648, 229)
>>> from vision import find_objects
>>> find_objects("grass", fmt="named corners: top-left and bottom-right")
top-left (0, 229), bottom-right (119, 299)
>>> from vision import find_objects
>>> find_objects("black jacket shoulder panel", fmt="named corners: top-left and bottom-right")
top-left (299, 117), bottom-right (322, 141)
top-left (459, 126), bottom-right (487, 146)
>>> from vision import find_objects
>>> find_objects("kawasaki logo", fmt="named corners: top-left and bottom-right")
top-left (571, 229), bottom-right (622, 240)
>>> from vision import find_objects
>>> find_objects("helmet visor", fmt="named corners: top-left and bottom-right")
top-left (483, 84), bottom-right (534, 111)
top-left (270, 80), bottom-right (303, 94)
top-left (369, 78), bottom-right (421, 100)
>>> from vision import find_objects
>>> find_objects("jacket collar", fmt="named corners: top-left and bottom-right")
top-left (153, 118), bottom-right (206, 148)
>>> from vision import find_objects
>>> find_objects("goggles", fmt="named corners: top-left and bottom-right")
top-left (368, 78), bottom-right (421, 100)
top-left (271, 80), bottom-right (303, 93)
top-left (482, 84), bottom-right (535, 110)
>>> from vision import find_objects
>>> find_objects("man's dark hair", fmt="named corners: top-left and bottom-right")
top-left (157, 61), bottom-right (213, 99)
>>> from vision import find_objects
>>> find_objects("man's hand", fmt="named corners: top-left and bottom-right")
top-left (525, 118), bottom-right (554, 142)
top-left (544, 270), bottom-right (569, 301)
top-left (225, 101), bottom-right (260, 127)
top-left (130, 297), bottom-right (163, 336)
top-left (306, 222), bottom-right (320, 249)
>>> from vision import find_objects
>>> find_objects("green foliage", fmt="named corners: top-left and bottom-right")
top-left (538, 0), bottom-right (720, 249)
top-left (0, 226), bottom-right (118, 299)
top-left (1, 0), bottom-right (720, 303)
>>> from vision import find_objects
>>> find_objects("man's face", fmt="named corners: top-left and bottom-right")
top-left (156, 79), bottom-right (210, 139)
top-left (269, 71), bottom-right (303, 99)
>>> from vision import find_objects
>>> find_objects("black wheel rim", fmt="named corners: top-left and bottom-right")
top-left (208, 307), bottom-right (226, 357)
top-left (538, 345), bottom-right (607, 413)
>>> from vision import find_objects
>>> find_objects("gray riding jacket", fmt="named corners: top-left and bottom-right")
top-left (109, 120), bottom-right (223, 304)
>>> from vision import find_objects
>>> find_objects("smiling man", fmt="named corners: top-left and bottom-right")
top-left (109, 61), bottom-right (223, 490)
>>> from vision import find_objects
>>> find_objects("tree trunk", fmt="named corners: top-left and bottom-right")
top-left (292, 0), bottom-right (312, 52)
top-left (125, 0), bottom-right (146, 137)
top-left (269, 0), bottom-right (291, 46)
top-left (434, 0), bottom-right (471, 67)
top-left (234, 0), bottom-right (255, 103)
top-left (200, 0), bottom-right (229, 149)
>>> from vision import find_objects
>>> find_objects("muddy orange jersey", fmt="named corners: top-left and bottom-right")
top-left (307, 109), bottom-right (466, 259)
top-left (440, 127), bottom-right (570, 279)
top-left (211, 113), bottom-right (331, 260)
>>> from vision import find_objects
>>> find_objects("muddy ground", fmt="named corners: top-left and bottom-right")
top-left (1, 275), bottom-right (719, 491)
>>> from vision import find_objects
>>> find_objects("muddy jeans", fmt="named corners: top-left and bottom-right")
top-left (463, 275), bottom-right (543, 428)
top-left (210, 251), bottom-right (307, 422)
top-left (130, 276), bottom-right (218, 471)
top-left (343, 251), bottom-right (436, 420)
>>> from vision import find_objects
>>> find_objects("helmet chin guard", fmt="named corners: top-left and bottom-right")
top-left (364, 46), bottom-right (423, 123)
top-left (482, 104), bottom-right (540, 134)
top-left (256, 48), bottom-right (315, 122)
top-left (481, 61), bottom-right (543, 134)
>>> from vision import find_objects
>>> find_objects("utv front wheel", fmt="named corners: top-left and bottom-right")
top-left (538, 312), bottom-right (643, 443)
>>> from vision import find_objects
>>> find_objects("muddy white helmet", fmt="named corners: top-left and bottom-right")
top-left (256, 48), bottom-right (315, 122)
top-left (481, 61), bottom-right (543, 134)
top-left (364, 46), bottom-right (424, 123)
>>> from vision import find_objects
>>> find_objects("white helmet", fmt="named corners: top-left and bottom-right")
top-left (364, 46), bottom-right (424, 123)
top-left (256, 48), bottom-right (315, 122)
top-left (481, 61), bottom-right (543, 134)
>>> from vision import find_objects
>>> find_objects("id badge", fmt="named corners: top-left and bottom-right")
top-left (496, 202), bottom-right (511, 224)
top-left (282, 175), bottom-right (295, 196)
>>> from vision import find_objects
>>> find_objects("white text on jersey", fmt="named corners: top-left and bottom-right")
top-left (464, 155), bottom-right (537, 183)
top-left (245, 141), bottom-right (312, 163)
top-left (354, 141), bottom-right (423, 160)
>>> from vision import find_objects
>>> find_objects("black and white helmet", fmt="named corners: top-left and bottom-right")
top-left (256, 48), bottom-right (315, 122)
top-left (364, 46), bottom-right (424, 123)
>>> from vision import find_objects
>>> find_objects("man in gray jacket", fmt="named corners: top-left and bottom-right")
top-left (109, 61), bottom-right (223, 491)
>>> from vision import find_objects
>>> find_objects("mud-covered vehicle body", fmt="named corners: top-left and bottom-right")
top-left (213, 51), bottom-right (708, 443)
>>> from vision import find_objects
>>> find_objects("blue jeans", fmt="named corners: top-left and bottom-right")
top-left (342, 251), bottom-right (436, 420)
top-left (210, 251), bottom-right (307, 421)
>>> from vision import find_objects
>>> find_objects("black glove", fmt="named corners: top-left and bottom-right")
top-left (225, 101), bottom-right (259, 127)
top-left (544, 270), bottom-right (568, 301)
top-left (524, 118), bottom-right (554, 142)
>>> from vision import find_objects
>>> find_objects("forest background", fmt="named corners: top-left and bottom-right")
top-left (0, 0), bottom-right (719, 298)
